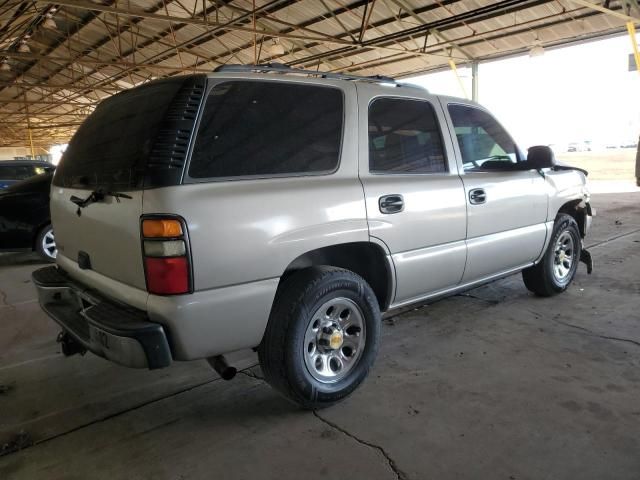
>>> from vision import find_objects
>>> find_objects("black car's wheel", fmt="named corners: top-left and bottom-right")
top-left (259, 266), bottom-right (381, 409)
top-left (35, 224), bottom-right (57, 262)
top-left (522, 214), bottom-right (581, 297)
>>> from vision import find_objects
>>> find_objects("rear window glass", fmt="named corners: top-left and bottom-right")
top-left (53, 78), bottom-right (188, 190)
top-left (188, 81), bottom-right (343, 179)
top-left (4, 172), bottom-right (53, 194)
top-left (0, 165), bottom-right (35, 180)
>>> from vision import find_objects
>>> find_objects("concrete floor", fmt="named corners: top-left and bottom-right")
top-left (1, 192), bottom-right (639, 480)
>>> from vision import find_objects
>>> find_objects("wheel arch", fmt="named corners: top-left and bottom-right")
top-left (556, 199), bottom-right (590, 238)
top-left (280, 241), bottom-right (394, 312)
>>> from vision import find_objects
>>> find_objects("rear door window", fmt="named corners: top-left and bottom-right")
top-left (188, 81), bottom-right (344, 179)
top-left (368, 97), bottom-right (447, 174)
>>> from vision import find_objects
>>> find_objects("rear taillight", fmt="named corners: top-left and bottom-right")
top-left (141, 217), bottom-right (191, 295)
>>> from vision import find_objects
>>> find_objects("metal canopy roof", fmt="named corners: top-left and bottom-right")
top-left (0, 0), bottom-right (638, 148)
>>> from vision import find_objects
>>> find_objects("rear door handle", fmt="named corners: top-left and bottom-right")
top-left (379, 194), bottom-right (404, 214)
top-left (469, 188), bottom-right (486, 205)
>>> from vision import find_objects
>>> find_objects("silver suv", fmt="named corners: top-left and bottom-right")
top-left (33, 64), bottom-right (594, 408)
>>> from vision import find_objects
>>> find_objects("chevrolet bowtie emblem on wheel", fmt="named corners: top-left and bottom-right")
top-left (329, 331), bottom-right (344, 350)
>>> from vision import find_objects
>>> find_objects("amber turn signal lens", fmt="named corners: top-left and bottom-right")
top-left (142, 219), bottom-right (183, 238)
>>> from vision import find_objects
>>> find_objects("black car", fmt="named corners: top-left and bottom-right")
top-left (0, 160), bottom-right (55, 189)
top-left (0, 172), bottom-right (56, 260)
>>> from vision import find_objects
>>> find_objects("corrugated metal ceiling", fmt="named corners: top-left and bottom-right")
top-left (0, 0), bottom-right (636, 146)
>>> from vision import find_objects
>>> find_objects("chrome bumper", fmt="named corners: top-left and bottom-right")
top-left (32, 266), bottom-right (172, 369)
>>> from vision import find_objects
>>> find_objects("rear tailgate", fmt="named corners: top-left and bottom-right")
top-left (50, 74), bottom-right (206, 304)
top-left (51, 188), bottom-right (145, 290)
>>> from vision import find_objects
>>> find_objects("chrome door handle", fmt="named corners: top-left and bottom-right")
top-left (469, 188), bottom-right (486, 205)
top-left (379, 194), bottom-right (404, 214)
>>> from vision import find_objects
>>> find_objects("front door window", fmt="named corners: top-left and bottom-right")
top-left (448, 104), bottom-right (523, 171)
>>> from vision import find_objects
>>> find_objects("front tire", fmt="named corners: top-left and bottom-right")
top-left (258, 266), bottom-right (381, 409)
top-left (522, 214), bottom-right (581, 297)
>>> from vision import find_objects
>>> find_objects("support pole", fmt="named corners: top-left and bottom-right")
top-left (448, 59), bottom-right (469, 99)
top-left (252, 0), bottom-right (257, 64)
top-left (24, 93), bottom-right (36, 158)
top-left (471, 61), bottom-right (479, 102)
top-left (627, 22), bottom-right (640, 76)
top-left (28, 128), bottom-right (35, 158)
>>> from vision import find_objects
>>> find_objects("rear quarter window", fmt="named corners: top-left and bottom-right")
top-left (188, 81), bottom-right (344, 179)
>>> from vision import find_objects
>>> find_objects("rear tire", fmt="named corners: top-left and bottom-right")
top-left (258, 266), bottom-right (381, 409)
top-left (35, 224), bottom-right (57, 262)
top-left (522, 214), bottom-right (581, 297)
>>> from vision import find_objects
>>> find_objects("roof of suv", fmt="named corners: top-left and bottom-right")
top-left (205, 64), bottom-right (486, 109)
top-left (210, 63), bottom-right (429, 93)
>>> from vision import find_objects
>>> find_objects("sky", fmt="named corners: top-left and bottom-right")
top-left (406, 33), bottom-right (640, 150)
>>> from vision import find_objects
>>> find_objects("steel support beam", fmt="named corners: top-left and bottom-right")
top-left (34, 0), bottom-right (351, 44)
top-left (1, 51), bottom-right (213, 72)
top-left (0, 99), bottom-right (97, 105)
top-left (389, 0), bottom-right (475, 60)
top-left (471, 60), bottom-right (479, 101)
top-left (627, 22), bottom-right (640, 75)
top-left (0, 81), bottom-right (122, 93)
top-left (0, 122), bottom-right (83, 129)
top-left (567, 0), bottom-right (640, 22)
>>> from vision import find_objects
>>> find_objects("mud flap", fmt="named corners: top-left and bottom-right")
top-left (580, 248), bottom-right (593, 274)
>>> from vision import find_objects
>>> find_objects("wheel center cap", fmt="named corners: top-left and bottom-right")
top-left (559, 251), bottom-right (566, 262)
top-left (329, 330), bottom-right (344, 350)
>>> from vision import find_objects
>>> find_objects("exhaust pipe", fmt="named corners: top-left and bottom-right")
top-left (207, 355), bottom-right (237, 380)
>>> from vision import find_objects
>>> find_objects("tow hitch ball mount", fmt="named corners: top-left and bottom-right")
top-left (57, 331), bottom-right (87, 357)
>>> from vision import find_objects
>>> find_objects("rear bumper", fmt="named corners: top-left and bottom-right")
top-left (32, 266), bottom-right (172, 369)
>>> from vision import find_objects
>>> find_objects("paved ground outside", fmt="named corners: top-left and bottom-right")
top-left (1, 191), bottom-right (639, 480)
top-left (556, 148), bottom-right (636, 182)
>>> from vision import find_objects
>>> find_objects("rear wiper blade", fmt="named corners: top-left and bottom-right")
top-left (70, 190), bottom-right (103, 208)
top-left (70, 189), bottom-right (132, 212)
top-left (103, 190), bottom-right (133, 202)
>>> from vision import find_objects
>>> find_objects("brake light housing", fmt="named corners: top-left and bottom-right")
top-left (141, 216), bottom-right (192, 295)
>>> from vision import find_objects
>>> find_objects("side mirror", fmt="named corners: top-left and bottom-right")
top-left (526, 145), bottom-right (556, 170)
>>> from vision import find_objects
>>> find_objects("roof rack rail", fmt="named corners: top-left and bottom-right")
top-left (213, 63), bottom-right (425, 90)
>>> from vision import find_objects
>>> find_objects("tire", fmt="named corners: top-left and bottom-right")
top-left (522, 214), bottom-right (581, 297)
top-left (35, 224), bottom-right (57, 262)
top-left (258, 266), bottom-right (381, 409)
